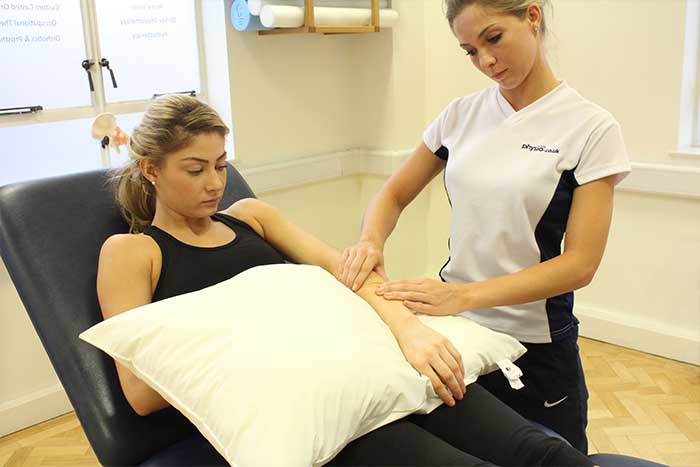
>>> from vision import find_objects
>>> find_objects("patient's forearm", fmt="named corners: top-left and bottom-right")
top-left (354, 271), bottom-right (417, 334)
top-left (273, 225), bottom-right (417, 333)
top-left (319, 250), bottom-right (416, 333)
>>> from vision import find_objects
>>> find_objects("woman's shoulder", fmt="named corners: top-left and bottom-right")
top-left (447, 87), bottom-right (494, 109)
top-left (97, 233), bottom-right (161, 320)
top-left (100, 233), bottom-right (160, 268)
top-left (220, 198), bottom-right (266, 237)
top-left (102, 232), bottom-right (158, 249)
top-left (435, 86), bottom-right (498, 123)
top-left (558, 83), bottom-right (618, 124)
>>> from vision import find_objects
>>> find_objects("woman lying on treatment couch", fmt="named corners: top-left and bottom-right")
top-left (96, 94), bottom-right (596, 466)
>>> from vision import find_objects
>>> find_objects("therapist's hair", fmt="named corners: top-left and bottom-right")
top-left (444, 0), bottom-right (550, 36)
top-left (111, 94), bottom-right (230, 234)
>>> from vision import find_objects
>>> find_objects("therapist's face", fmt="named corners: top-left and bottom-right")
top-left (452, 3), bottom-right (542, 92)
top-left (148, 132), bottom-right (228, 219)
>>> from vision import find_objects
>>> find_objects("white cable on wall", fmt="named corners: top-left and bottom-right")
top-left (260, 5), bottom-right (399, 28)
top-left (248, 0), bottom-right (389, 16)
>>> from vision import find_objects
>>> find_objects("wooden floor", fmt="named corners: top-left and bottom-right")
top-left (1, 337), bottom-right (698, 467)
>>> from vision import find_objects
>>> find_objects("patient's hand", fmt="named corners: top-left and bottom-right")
top-left (338, 241), bottom-right (387, 291)
top-left (394, 318), bottom-right (466, 407)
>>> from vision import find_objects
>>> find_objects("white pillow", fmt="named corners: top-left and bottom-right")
top-left (80, 264), bottom-right (525, 467)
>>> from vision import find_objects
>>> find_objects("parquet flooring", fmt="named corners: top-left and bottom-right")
top-left (581, 339), bottom-right (700, 466)
top-left (1, 337), bottom-right (698, 466)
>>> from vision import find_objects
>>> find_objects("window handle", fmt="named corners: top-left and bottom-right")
top-left (99, 58), bottom-right (118, 88)
top-left (81, 59), bottom-right (95, 92)
top-left (0, 106), bottom-right (43, 116)
top-left (152, 90), bottom-right (197, 99)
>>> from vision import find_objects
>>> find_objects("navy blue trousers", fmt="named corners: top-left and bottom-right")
top-left (477, 330), bottom-right (590, 455)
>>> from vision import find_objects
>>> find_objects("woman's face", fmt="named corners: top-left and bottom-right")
top-left (151, 132), bottom-right (228, 219)
top-left (452, 3), bottom-right (541, 91)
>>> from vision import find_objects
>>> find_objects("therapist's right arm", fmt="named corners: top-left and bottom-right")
top-left (338, 142), bottom-right (446, 291)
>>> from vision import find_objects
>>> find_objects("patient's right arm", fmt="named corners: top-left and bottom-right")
top-left (96, 234), bottom-right (171, 417)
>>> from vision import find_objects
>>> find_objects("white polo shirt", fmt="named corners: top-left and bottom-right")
top-left (423, 82), bottom-right (631, 344)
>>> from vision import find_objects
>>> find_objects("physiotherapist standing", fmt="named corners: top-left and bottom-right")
top-left (338, 0), bottom-right (631, 455)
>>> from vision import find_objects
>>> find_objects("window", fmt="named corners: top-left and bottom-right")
top-left (0, 0), bottom-right (232, 185)
top-left (678, 0), bottom-right (700, 152)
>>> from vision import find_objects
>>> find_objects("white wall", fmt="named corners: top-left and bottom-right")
top-left (549, 0), bottom-right (699, 365)
top-left (259, 176), bottom-right (364, 251)
top-left (0, 263), bottom-right (73, 437)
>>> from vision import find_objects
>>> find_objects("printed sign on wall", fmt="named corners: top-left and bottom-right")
top-left (0, 1), bottom-right (89, 109)
top-left (95, 0), bottom-right (201, 103)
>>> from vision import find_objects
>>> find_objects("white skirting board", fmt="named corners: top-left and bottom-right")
top-left (576, 305), bottom-right (700, 365)
top-left (0, 384), bottom-right (73, 437)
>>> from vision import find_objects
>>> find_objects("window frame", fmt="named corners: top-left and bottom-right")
top-left (0, 0), bottom-right (231, 168)
top-left (676, 0), bottom-right (700, 155)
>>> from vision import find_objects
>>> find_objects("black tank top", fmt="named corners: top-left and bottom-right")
top-left (144, 213), bottom-right (286, 302)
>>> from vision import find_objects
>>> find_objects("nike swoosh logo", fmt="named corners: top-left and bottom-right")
top-left (544, 396), bottom-right (568, 408)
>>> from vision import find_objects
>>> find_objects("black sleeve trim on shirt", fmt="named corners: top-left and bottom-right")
top-left (435, 145), bottom-right (449, 161)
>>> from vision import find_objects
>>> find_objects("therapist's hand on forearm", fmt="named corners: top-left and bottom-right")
top-left (393, 317), bottom-right (466, 407)
top-left (338, 240), bottom-right (388, 291)
top-left (376, 279), bottom-right (467, 316)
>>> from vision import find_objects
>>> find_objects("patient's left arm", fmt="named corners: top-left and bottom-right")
top-left (224, 199), bottom-right (467, 406)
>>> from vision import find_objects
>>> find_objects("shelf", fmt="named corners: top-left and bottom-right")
top-left (258, 0), bottom-right (381, 35)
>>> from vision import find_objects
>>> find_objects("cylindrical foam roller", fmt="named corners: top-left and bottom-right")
top-left (260, 6), bottom-right (399, 28)
top-left (249, 0), bottom-right (389, 16)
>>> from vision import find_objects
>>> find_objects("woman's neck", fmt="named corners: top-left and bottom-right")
top-left (499, 55), bottom-right (560, 112)
top-left (151, 202), bottom-right (213, 236)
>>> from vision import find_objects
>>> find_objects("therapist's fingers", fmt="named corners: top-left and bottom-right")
top-left (376, 279), bottom-right (423, 296)
top-left (381, 290), bottom-right (430, 303)
top-left (352, 253), bottom-right (383, 291)
top-left (339, 243), bottom-right (384, 290)
top-left (352, 260), bottom-right (373, 291)
top-left (347, 253), bottom-right (371, 291)
top-left (338, 247), bottom-right (350, 281)
top-left (343, 251), bottom-right (365, 288)
top-left (340, 248), bottom-right (359, 286)
top-left (402, 300), bottom-right (431, 314)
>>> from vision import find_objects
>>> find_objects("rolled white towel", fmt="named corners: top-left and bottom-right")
top-left (260, 5), bottom-right (399, 28)
top-left (249, 0), bottom-right (390, 16)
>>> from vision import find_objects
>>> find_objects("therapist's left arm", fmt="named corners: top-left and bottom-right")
top-left (376, 175), bottom-right (617, 315)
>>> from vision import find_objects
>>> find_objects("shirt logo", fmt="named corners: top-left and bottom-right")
top-left (521, 143), bottom-right (560, 154)
top-left (543, 396), bottom-right (568, 408)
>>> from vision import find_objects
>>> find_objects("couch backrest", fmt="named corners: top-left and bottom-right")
top-left (0, 164), bottom-right (254, 465)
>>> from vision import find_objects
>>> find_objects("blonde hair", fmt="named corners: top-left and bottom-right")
top-left (444, 0), bottom-right (550, 35)
top-left (111, 95), bottom-right (230, 233)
